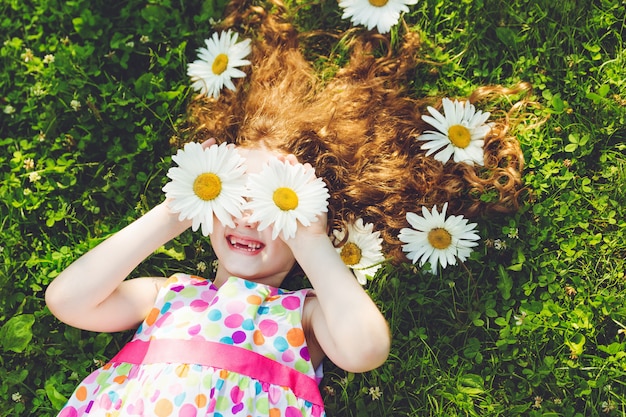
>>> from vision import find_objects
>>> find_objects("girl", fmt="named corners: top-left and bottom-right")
top-left (46, 0), bottom-right (529, 416)
top-left (46, 139), bottom-right (389, 416)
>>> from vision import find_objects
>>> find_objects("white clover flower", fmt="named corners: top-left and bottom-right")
top-left (187, 30), bottom-right (251, 99)
top-left (245, 158), bottom-right (330, 240)
top-left (28, 171), bottom-right (41, 183)
top-left (32, 84), bottom-right (46, 97)
top-left (398, 202), bottom-right (480, 274)
top-left (70, 99), bottom-right (81, 111)
top-left (21, 48), bottom-right (34, 62)
top-left (333, 218), bottom-right (385, 285)
top-left (23, 158), bottom-right (35, 170)
top-left (163, 142), bottom-right (248, 236)
top-left (338, 0), bottom-right (418, 33)
top-left (418, 98), bottom-right (492, 166)
top-left (493, 238), bottom-right (506, 250)
top-left (514, 311), bottom-right (526, 326)
top-left (12, 392), bottom-right (22, 402)
top-left (368, 386), bottom-right (382, 401)
top-left (4, 104), bottom-right (16, 114)
top-left (507, 227), bottom-right (519, 239)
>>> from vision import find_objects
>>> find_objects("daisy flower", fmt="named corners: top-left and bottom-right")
top-left (418, 98), bottom-right (493, 166)
top-left (163, 142), bottom-right (247, 236)
top-left (333, 218), bottom-right (386, 285)
top-left (245, 158), bottom-right (330, 240)
top-left (187, 30), bottom-right (251, 99)
top-left (398, 202), bottom-right (480, 274)
top-left (338, 0), bottom-right (418, 34)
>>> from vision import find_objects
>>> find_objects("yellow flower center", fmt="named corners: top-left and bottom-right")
top-left (212, 53), bottom-right (229, 75)
top-left (428, 228), bottom-right (452, 250)
top-left (340, 242), bottom-right (362, 266)
top-left (448, 125), bottom-right (472, 148)
top-left (273, 187), bottom-right (299, 211)
top-left (369, 0), bottom-right (389, 6)
top-left (193, 173), bottom-right (222, 201)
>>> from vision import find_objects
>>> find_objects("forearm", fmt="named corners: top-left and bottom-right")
top-left (46, 202), bottom-right (189, 312)
top-left (290, 234), bottom-right (390, 369)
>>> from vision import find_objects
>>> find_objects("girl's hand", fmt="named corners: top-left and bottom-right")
top-left (275, 153), bottom-right (329, 249)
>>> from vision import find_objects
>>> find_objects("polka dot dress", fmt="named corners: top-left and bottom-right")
top-left (57, 274), bottom-right (326, 417)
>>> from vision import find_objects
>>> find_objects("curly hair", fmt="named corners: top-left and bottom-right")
top-left (184, 0), bottom-right (530, 262)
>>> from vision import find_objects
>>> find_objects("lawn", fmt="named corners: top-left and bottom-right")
top-left (1, 0), bottom-right (625, 416)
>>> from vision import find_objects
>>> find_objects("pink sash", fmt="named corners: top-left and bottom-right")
top-left (111, 339), bottom-right (323, 406)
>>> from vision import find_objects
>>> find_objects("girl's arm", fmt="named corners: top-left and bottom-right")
top-left (45, 202), bottom-right (191, 332)
top-left (286, 226), bottom-right (391, 373)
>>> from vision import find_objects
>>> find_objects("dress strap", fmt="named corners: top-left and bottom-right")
top-left (111, 339), bottom-right (323, 406)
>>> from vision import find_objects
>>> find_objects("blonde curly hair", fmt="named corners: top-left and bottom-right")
top-left (183, 0), bottom-right (530, 262)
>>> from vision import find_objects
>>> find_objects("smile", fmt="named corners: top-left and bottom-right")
top-left (227, 235), bottom-right (265, 253)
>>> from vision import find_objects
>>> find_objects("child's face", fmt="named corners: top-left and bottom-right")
top-left (210, 146), bottom-right (296, 288)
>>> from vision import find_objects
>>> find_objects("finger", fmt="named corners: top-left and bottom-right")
top-left (201, 138), bottom-right (217, 149)
top-left (284, 154), bottom-right (299, 165)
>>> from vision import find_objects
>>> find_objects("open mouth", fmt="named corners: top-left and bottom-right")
top-left (227, 235), bottom-right (265, 254)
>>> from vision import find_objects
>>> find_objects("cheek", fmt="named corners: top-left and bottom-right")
top-left (271, 241), bottom-right (296, 268)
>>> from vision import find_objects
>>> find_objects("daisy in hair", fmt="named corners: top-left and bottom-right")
top-left (418, 98), bottom-right (493, 166)
top-left (398, 202), bottom-right (480, 274)
top-left (333, 218), bottom-right (386, 285)
top-left (245, 158), bottom-right (330, 241)
top-left (163, 142), bottom-right (247, 236)
top-left (187, 30), bottom-right (251, 99)
top-left (338, 0), bottom-right (418, 34)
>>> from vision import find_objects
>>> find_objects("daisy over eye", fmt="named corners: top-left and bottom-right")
top-left (245, 158), bottom-right (330, 240)
top-left (162, 142), bottom-right (248, 236)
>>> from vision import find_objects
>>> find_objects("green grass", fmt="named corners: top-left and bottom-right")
top-left (1, 0), bottom-right (625, 416)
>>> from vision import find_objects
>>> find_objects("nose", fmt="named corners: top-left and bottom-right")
top-left (233, 209), bottom-right (258, 228)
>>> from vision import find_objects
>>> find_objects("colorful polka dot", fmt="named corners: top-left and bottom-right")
top-left (286, 406), bottom-right (304, 417)
top-left (259, 319), bottom-right (279, 337)
top-left (274, 336), bottom-right (289, 352)
top-left (145, 308), bottom-right (159, 326)
top-left (75, 386), bottom-right (87, 401)
top-left (281, 296), bottom-right (301, 310)
top-left (179, 403), bottom-right (198, 417)
top-left (247, 294), bottom-right (262, 305)
top-left (299, 347), bottom-right (310, 361)
top-left (224, 313), bottom-right (244, 328)
top-left (241, 318), bottom-right (255, 331)
top-left (286, 328), bottom-right (305, 347)
top-left (154, 398), bottom-right (173, 417)
top-left (232, 330), bottom-right (247, 344)
top-left (58, 407), bottom-right (78, 417)
top-left (253, 330), bottom-right (265, 345)
top-left (190, 299), bottom-right (209, 312)
top-left (195, 393), bottom-right (207, 408)
top-left (188, 324), bottom-right (201, 336)
top-left (207, 309), bottom-right (222, 321)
